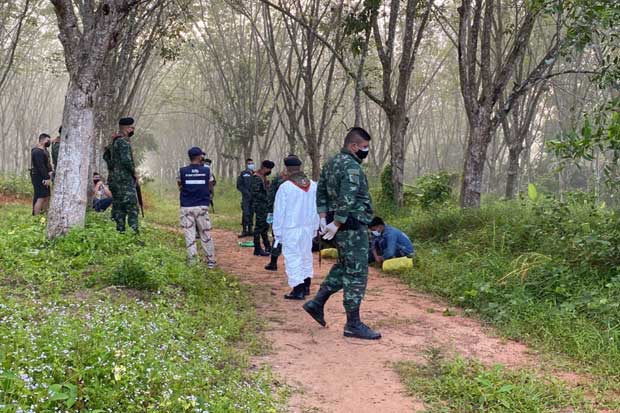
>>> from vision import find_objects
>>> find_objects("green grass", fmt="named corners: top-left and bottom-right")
top-left (377, 193), bottom-right (620, 406)
top-left (144, 180), bottom-right (242, 231)
top-left (0, 204), bottom-right (283, 412)
top-left (396, 349), bottom-right (591, 412)
top-left (0, 174), bottom-right (31, 200)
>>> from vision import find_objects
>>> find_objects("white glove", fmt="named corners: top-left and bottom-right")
top-left (319, 217), bottom-right (327, 234)
top-left (322, 222), bottom-right (339, 241)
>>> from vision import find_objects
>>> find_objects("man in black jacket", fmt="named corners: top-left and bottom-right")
top-left (30, 133), bottom-right (53, 215)
top-left (236, 158), bottom-right (255, 237)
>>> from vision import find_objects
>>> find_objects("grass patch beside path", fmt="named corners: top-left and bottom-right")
top-left (377, 197), bottom-right (620, 402)
top-left (0, 204), bottom-right (284, 412)
top-left (396, 350), bottom-right (592, 413)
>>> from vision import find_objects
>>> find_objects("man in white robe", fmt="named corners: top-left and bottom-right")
top-left (272, 155), bottom-right (320, 300)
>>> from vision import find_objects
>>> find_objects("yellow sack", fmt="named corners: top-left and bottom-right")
top-left (320, 248), bottom-right (338, 259)
top-left (382, 256), bottom-right (413, 273)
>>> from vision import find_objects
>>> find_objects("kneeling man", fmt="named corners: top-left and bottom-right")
top-left (272, 155), bottom-right (319, 299)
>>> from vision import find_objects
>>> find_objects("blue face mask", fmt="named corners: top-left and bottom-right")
top-left (371, 230), bottom-right (381, 237)
top-left (247, 163), bottom-right (255, 171)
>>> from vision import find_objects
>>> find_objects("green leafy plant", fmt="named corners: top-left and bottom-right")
top-left (110, 256), bottom-right (159, 290)
top-left (380, 164), bottom-right (395, 204)
top-left (409, 172), bottom-right (453, 210)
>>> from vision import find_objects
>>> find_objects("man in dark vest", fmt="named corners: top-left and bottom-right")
top-left (178, 147), bottom-right (216, 268)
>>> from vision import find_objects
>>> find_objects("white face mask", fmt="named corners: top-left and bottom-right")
top-left (247, 163), bottom-right (255, 171)
top-left (371, 230), bottom-right (381, 237)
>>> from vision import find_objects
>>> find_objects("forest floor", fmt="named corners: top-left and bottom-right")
top-left (207, 228), bottom-right (594, 413)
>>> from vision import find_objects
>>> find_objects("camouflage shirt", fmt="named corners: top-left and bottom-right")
top-left (268, 173), bottom-right (286, 213)
top-left (105, 136), bottom-right (135, 185)
top-left (316, 149), bottom-right (373, 225)
top-left (51, 141), bottom-right (60, 170)
top-left (251, 173), bottom-right (270, 213)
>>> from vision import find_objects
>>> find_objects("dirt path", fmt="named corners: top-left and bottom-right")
top-left (212, 229), bottom-right (542, 413)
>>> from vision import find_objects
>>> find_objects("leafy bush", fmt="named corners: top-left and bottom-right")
top-left (380, 165), bottom-right (395, 200)
top-left (110, 256), bottom-right (160, 290)
top-left (0, 174), bottom-right (31, 199)
top-left (408, 171), bottom-right (454, 210)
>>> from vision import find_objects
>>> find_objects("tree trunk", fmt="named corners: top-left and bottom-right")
top-left (388, 110), bottom-right (409, 206)
top-left (460, 119), bottom-right (493, 208)
top-left (46, 81), bottom-right (95, 237)
top-left (505, 145), bottom-right (522, 199)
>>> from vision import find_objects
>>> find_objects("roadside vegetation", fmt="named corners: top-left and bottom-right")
top-left (377, 172), bottom-right (620, 408)
top-left (396, 349), bottom-right (591, 413)
top-left (0, 183), bottom-right (283, 412)
top-left (5, 171), bottom-right (620, 410)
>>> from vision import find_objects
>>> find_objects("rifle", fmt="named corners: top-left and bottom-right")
top-left (135, 182), bottom-right (145, 217)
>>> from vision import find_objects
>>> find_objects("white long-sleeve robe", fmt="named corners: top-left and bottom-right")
top-left (272, 179), bottom-right (320, 287)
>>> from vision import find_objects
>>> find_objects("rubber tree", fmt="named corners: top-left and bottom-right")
top-left (365, 0), bottom-right (434, 206)
top-left (47, 0), bottom-right (136, 239)
top-left (255, 0), bottom-right (436, 205)
top-left (457, 0), bottom-right (565, 207)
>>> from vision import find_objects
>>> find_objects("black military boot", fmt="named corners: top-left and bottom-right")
top-left (343, 308), bottom-right (381, 340)
top-left (303, 277), bottom-right (311, 296)
top-left (284, 283), bottom-right (306, 300)
top-left (262, 234), bottom-right (271, 253)
top-left (238, 226), bottom-right (248, 238)
top-left (253, 235), bottom-right (270, 256)
top-left (264, 254), bottom-right (278, 271)
top-left (302, 286), bottom-right (333, 327)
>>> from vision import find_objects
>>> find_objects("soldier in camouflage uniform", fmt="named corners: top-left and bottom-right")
top-left (251, 160), bottom-right (275, 256)
top-left (264, 167), bottom-right (288, 271)
top-left (51, 126), bottom-right (61, 174)
top-left (303, 127), bottom-right (381, 340)
top-left (103, 117), bottom-right (139, 233)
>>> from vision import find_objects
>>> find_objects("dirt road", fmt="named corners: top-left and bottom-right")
top-left (213, 229), bottom-right (540, 413)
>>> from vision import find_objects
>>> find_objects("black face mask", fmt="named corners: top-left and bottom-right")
top-left (94, 179), bottom-right (100, 185)
top-left (265, 171), bottom-right (272, 176)
top-left (44, 141), bottom-right (51, 148)
top-left (356, 147), bottom-right (369, 160)
top-left (127, 131), bottom-right (134, 138)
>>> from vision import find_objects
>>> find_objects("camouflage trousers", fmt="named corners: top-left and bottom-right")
top-left (180, 206), bottom-right (216, 263)
top-left (109, 184), bottom-right (139, 233)
top-left (321, 226), bottom-right (369, 312)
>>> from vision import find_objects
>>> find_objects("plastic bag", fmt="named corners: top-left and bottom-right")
top-left (382, 256), bottom-right (413, 273)
top-left (320, 248), bottom-right (338, 258)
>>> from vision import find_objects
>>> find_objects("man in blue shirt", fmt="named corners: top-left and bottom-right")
top-left (178, 147), bottom-right (216, 268)
top-left (368, 217), bottom-right (414, 264)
